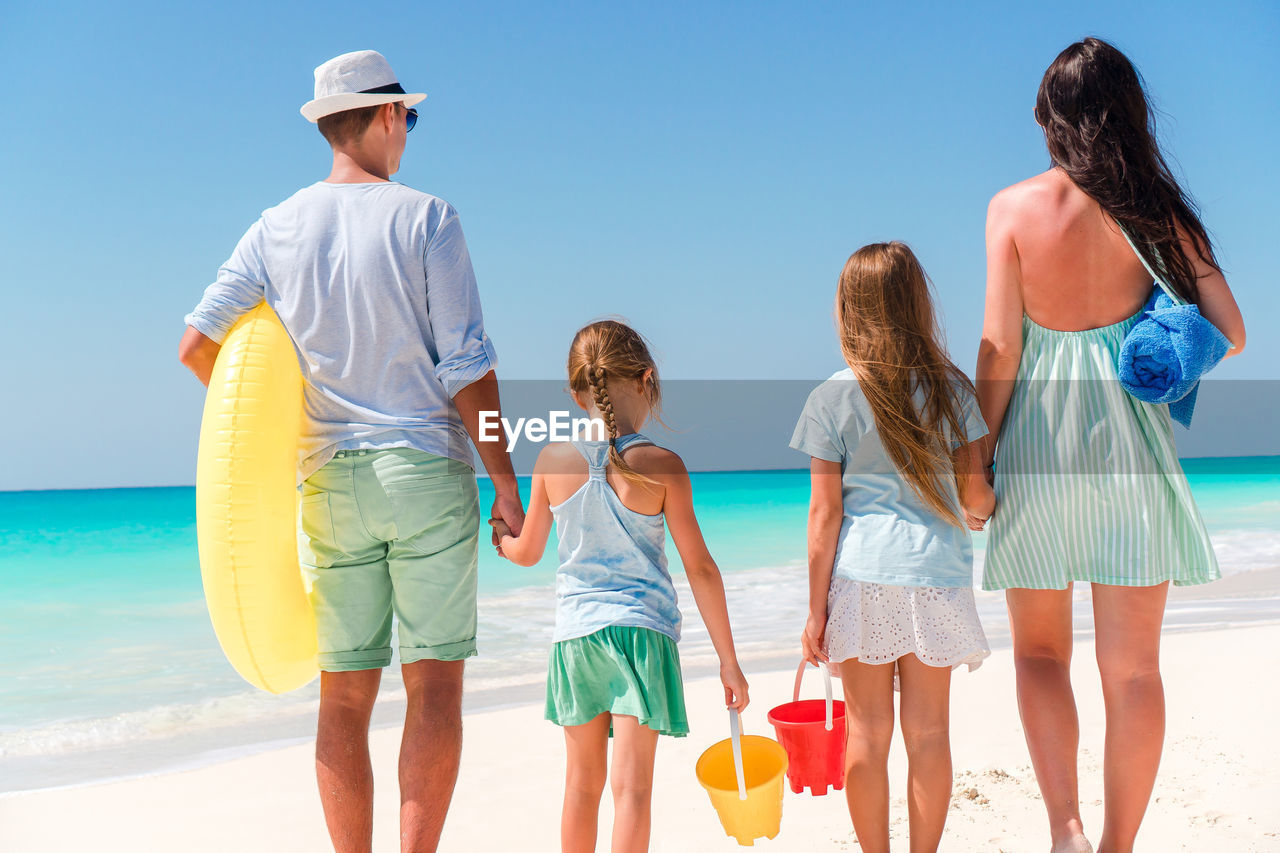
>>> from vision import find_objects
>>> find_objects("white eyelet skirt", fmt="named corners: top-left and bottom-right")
top-left (824, 578), bottom-right (990, 684)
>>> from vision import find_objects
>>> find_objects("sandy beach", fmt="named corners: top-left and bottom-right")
top-left (4, 607), bottom-right (1278, 852)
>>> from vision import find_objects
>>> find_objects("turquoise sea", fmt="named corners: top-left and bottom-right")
top-left (3, 457), bottom-right (1279, 792)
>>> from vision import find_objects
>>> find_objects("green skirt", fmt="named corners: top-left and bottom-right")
top-left (545, 625), bottom-right (688, 737)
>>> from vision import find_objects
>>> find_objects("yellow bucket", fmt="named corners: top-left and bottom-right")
top-left (695, 733), bottom-right (789, 846)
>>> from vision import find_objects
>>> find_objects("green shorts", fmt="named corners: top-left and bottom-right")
top-left (299, 447), bottom-right (480, 671)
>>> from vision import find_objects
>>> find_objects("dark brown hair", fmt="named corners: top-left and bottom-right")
top-left (566, 320), bottom-right (662, 486)
top-left (317, 104), bottom-right (384, 147)
top-left (836, 242), bottom-right (974, 527)
top-left (1036, 37), bottom-right (1217, 303)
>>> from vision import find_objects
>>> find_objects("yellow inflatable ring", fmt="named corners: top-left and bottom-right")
top-left (195, 303), bottom-right (318, 693)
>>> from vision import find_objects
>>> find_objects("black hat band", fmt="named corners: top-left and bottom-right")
top-left (357, 82), bottom-right (406, 95)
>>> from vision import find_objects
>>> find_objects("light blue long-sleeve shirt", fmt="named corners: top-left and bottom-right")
top-left (185, 181), bottom-right (497, 478)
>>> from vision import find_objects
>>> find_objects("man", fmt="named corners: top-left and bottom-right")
top-left (179, 50), bottom-right (524, 853)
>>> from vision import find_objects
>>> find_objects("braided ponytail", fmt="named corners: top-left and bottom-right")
top-left (586, 364), bottom-right (617, 448)
top-left (568, 321), bottom-right (662, 488)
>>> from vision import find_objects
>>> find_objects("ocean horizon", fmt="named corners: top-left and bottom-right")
top-left (3, 455), bottom-right (1279, 793)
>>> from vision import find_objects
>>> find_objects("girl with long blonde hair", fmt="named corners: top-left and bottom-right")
top-left (794, 241), bottom-right (995, 853)
top-left (498, 319), bottom-right (749, 853)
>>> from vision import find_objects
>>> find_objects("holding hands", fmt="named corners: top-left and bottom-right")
top-left (489, 490), bottom-right (524, 551)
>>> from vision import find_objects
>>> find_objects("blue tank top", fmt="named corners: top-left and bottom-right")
top-left (549, 433), bottom-right (682, 644)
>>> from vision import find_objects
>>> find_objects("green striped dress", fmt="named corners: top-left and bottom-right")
top-left (982, 312), bottom-right (1220, 590)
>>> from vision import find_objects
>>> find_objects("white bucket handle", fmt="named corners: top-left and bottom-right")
top-left (792, 660), bottom-right (834, 732)
top-left (729, 708), bottom-right (748, 800)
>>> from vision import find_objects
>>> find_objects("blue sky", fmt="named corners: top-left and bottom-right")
top-left (2, 0), bottom-right (1277, 490)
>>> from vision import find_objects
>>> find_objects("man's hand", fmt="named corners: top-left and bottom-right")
top-left (490, 490), bottom-right (525, 544)
top-left (179, 327), bottom-right (221, 387)
top-left (489, 518), bottom-right (512, 547)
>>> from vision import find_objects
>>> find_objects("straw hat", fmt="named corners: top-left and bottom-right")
top-left (300, 50), bottom-right (426, 123)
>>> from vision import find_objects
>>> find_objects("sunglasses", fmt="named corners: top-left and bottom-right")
top-left (405, 107), bottom-right (418, 133)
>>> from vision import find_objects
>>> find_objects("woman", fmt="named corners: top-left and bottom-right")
top-left (976, 38), bottom-right (1245, 853)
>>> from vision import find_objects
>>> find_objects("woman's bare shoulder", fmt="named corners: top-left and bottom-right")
top-left (990, 170), bottom-right (1062, 216)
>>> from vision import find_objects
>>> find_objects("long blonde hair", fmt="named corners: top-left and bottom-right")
top-left (567, 320), bottom-right (662, 485)
top-left (836, 242), bottom-right (974, 526)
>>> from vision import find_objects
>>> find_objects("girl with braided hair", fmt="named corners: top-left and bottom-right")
top-left (498, 320), bottom-right (749, 853)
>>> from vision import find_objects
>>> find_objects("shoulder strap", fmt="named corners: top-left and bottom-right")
top-left (613, 433), bottom-right (654, 454)
top-left (1118, 227), bottom-right (1185, 307)
top-left (571, 434), bottom-right (655, 479)
top-left (571, 441), bottom-right (610, 478)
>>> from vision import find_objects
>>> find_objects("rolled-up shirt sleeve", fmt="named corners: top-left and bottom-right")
top-left (424, 208), bottom-right (498, 394)
top-left (183, 220), bottom-right (269, 344)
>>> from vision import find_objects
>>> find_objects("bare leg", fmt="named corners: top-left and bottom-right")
top-left (561, 713), bottom-right (610, 853)
top-left (1092, 582), bottom-right (1168, 853)
top-left (608, 715), bottom-right (660, 853)
top-left (317, 668), bottom-right (382, 853)
top-left (399, 659), bottom-right (464, 853)
top-left (1007, 587), bottom-right (1089, 849)
top-left (839, 659), bottom-right (896, 853)
top-left (897, 654), bottom-right (953, 853)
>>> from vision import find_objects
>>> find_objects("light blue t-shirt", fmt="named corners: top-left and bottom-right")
top-left (789, 369), bottom-right (989, 588)
top-left (549, 434), bottom-right (682, 644)
top-left (185, 181), bottom-right (497, 479)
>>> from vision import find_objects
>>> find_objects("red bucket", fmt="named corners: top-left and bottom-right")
top-left (766, 661), bottom-right (846, 796)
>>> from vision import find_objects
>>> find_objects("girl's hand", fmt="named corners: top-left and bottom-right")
top-left (497, 533), bottom-right (516, 560)
top-left (721, 662), bottom-right (749, 712)
top-left (801, 611), bottom-right (829, 666)
top-left (965, 511), bottom-right (989, 531)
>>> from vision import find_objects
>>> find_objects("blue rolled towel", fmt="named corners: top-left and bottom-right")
top-left (1117, 290), bottom-right (1231, 428)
